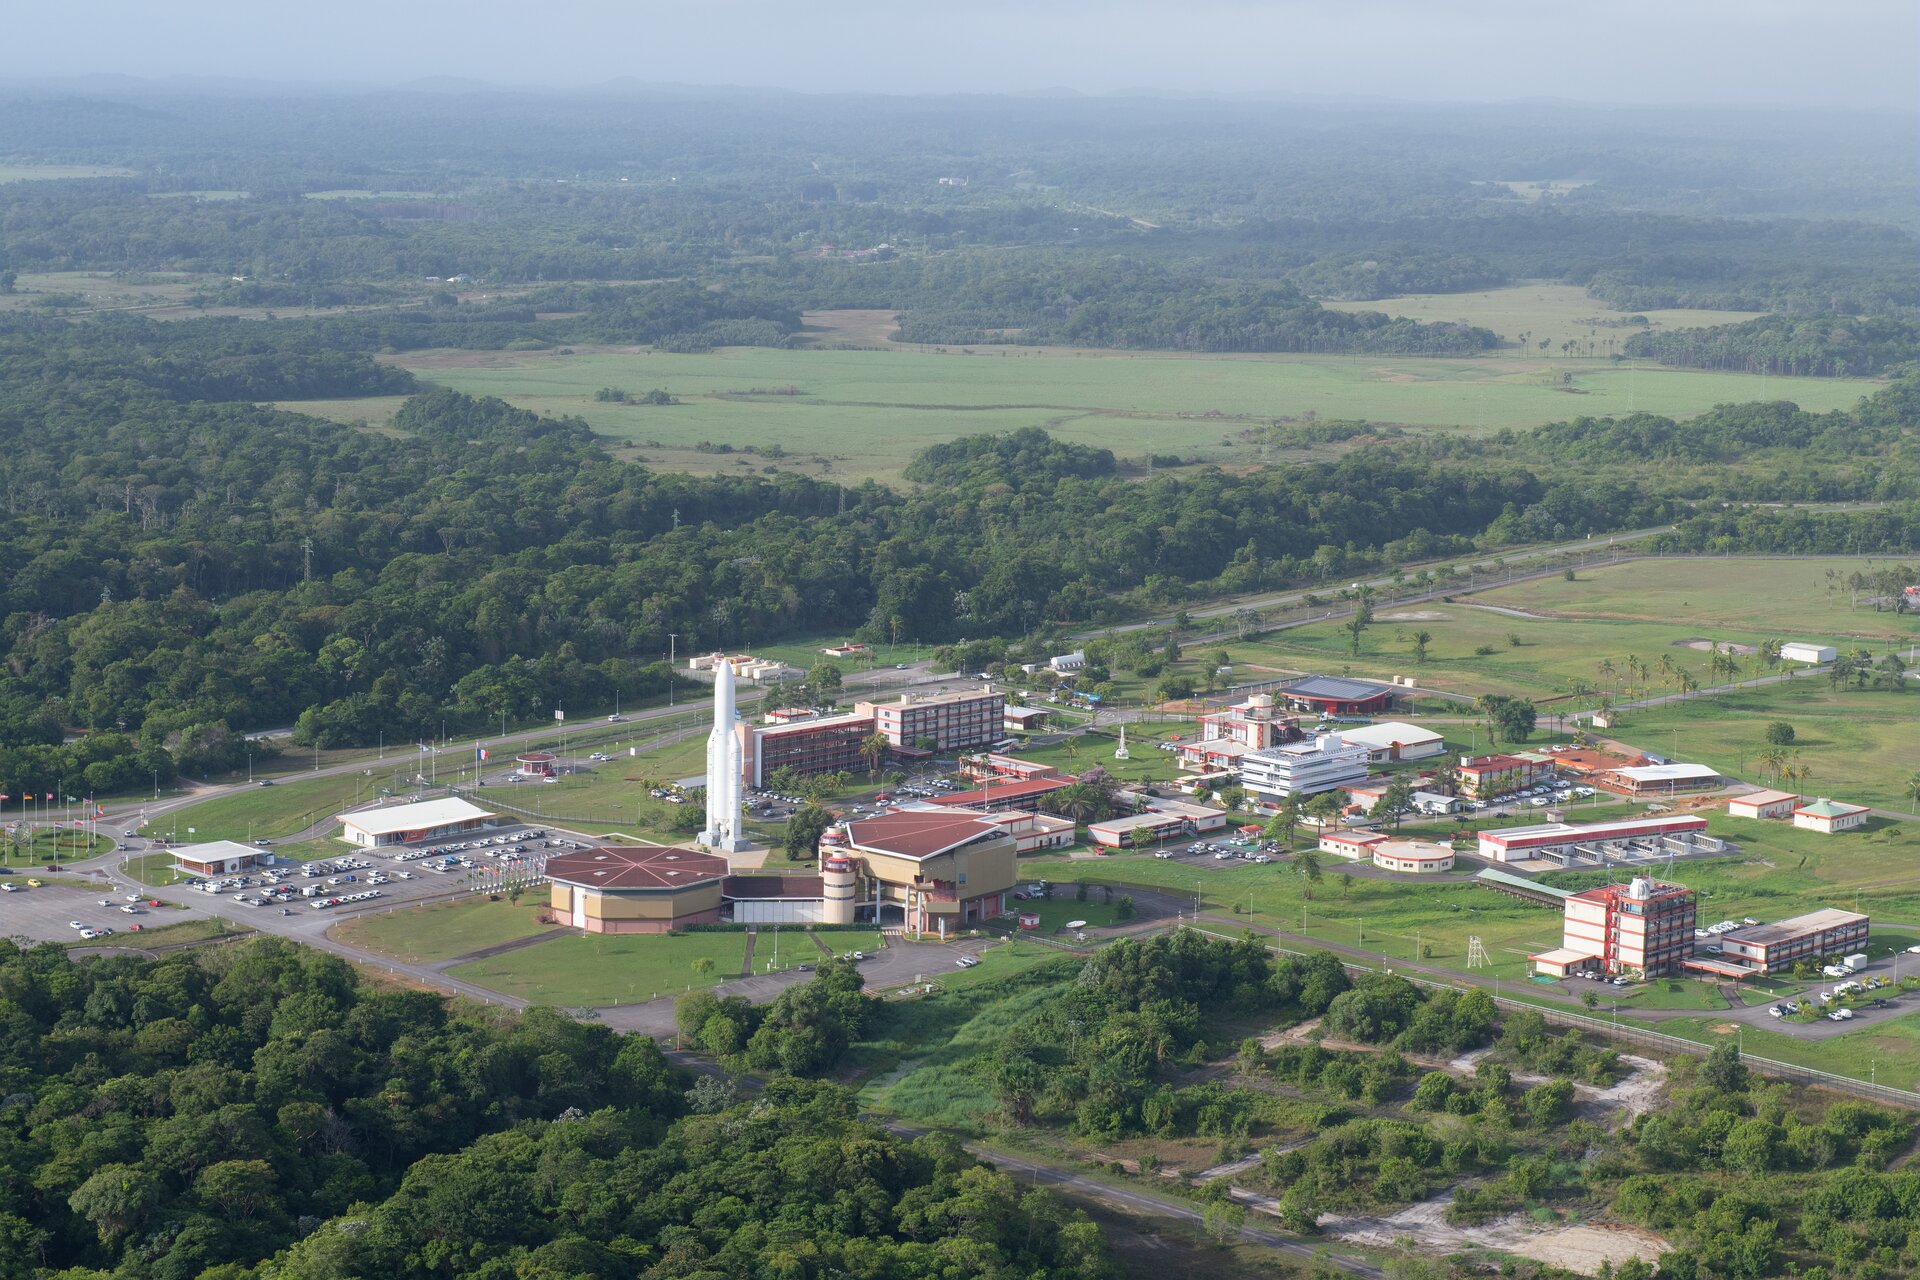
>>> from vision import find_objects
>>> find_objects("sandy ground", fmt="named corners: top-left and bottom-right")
top-left (1381, 610), bottom-right (1450, 621)
top-left (1671, 638), bottom-right (1759, 654)
top-left (1317, 1192), bottom-right (1671, 1275)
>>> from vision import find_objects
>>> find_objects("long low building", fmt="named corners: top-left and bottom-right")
top-left (172, 840), bottom-right (269, 877)
top-left (1727, 789), bottom-right (1800, 820)
top-left (1683, 908), bottom-right (1870, 978)
top-left (1477, 813), bottom-right (1716, 864)
top-left (926, 776), bottom-right (1073, 814)
top-left (1087, 811), bottom-right (1192, 849)
top-left (338, 797), bottom-right (498, 847)
top-left (1332, 721), bottom-right (1445, 762)
top-left (1793, 798), bottom-right (1871, 834)
top-left (1601, 763), bottom-right (1724, 796)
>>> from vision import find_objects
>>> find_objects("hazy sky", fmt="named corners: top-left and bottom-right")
top-left (16, 0), bottom-right (1918, 111)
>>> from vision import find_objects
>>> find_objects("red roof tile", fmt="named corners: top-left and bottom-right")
top-left (545, 846), bottom-right (729, 891)
top-left (844, 811), bottom-right (1003, 860)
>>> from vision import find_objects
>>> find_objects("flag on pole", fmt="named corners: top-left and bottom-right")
top-left (476, 748), bottom-right (489, 762)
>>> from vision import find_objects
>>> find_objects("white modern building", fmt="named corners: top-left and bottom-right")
top-left (1332, 721), bottom-right (1445, 762)
top-left (337, 797), bottom-right (497, 847)
top-left (1240, 734), bottom-right (1370, 803)
top-left (1780, 643), bottom-right (1837, 665)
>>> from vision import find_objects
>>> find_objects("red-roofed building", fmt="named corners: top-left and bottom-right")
top-left (926, 775), bottom-right (1073, 814)
top-left (1532, 876), bottom-right (1696, 978)
top-left (546, 846), bottom-right (730, 934)
top-left (1456, 753), bottom-right (1549, 799)
top-left (842, 810), bottom-right (1019, 934)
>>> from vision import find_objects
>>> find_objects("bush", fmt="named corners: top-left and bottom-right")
top-left (1765, 720), bottom-right (1796, 745)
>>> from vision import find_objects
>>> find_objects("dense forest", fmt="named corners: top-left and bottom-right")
top-left (1622, 315), bottom-right (1920, 378)
top-left (0, 938), bottom-right (1112, 1280)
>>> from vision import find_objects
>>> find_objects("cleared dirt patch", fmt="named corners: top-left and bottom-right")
top-left (1318, 1192), bottom-right (1670, 1276)
top-left (798, 309), bottom-right (902, 346)
top-left (1670, 638), bottom-right (1759, 654)
top-left (1382, 610), bottom-right (1450, 621)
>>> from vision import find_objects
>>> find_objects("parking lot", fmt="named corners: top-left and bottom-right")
top-left (0, 819), bottom-right (598, 951)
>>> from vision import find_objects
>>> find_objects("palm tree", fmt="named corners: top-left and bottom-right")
top-left (1597, 658), bottom-right (1617, 691)
top-left (1677, 670), bottom-right (1698, 700)
top-left (1758, 747), bottom-right (1789, 785)
top-left (1906, 770), bottom-right (1920, 814)
top-left (859, 731), bottom-right (890, 780)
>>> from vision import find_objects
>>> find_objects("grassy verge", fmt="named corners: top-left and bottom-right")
top-left (329, 896), bottom-right (558, 965)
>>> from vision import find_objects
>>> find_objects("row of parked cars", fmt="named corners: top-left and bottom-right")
top-left (1475, 782), bottom-right (1595, 811)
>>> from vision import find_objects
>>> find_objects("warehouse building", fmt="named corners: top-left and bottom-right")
top-left (1477, 814), bottom-right (1718, 865)
top-left (1793, 798), bottom-right (1871, 834)
top-left (1683, 908), bottom-right (1870, 978)
top-left (1087, 811), bottom-right (1194, 850)
top-left (1333, 721), bottom-right (1445, 762)
top-left (1726, 789), bottom-right (1800, 820)
top-left (1780, 643), bottom-right (1837, 665)
top-left (1272, 675), bottom-right (1398, 717)
top-left (1240, 734), bottom-right (1370, 803)
top-left (338, 797), bottom-right (497, 848)
top-left (1530, 876), bottom-right (1697, 978)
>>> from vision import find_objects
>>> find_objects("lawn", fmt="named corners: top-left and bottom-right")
top-left (149, 773), bottom-right (383, 843)
top-left (0, 164), bottom-right (138, 183)
top-left (330, 896), bottom-right (557, 964)
top-left (75, 917), bottom-right (252, 949)
top-left (1646, 1011), bottom-right (1920, 1091)
top-left (277, 342), bottom-right (1868, 488)
top-left (445, 926), bottom-right (882, 1005)
top-left (4, 829), bottom-right (112, 866)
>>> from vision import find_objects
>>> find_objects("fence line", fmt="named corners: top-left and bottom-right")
top-left (1182, 926), bottom-right (1920, 1110)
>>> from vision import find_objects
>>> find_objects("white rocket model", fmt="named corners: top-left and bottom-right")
top-left (701, 659), bottom-right (750, 852)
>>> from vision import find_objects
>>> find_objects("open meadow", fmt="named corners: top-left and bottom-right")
top-left (1320, 282), bottom-right (1770, 352)
top-left (276, 341), bottom-right (1871, 487)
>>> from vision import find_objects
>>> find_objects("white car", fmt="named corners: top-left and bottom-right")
top-left (78, 929), bottom-right (99, 940)
top-left (0, 883), bottom-right (14, 893)
top-left (956, 955), bottom-right (980, 968)
top-left (68, 920), bottom-right (85, 930)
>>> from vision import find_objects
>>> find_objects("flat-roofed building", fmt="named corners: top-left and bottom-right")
top-left (171, 840), bottom-right (268, 877)
top-left (862, 686), bottom-right (1005, 753)
top-left (546, 846), bottom-right (729, 934)
top-left (1333, 721), bottom-right (1445, 762)
top-left (1727, 789), bottom-right (1800, 821)
top-left (1532, 876), bottom-right (1696, 978)
top-left (338, 797), bottom-right (497, 848)
top-left (1456, 752), bottom-right (1549, 799)
top-left (1684, 907), bottom-right (1870, 978)
top-left (1319, 829), bottom-right (1388, 860)
top-left (913, 803), bottom-right (1076, 854)
top-left (1371, 839), bottom-right (1456, 874)
top-left (957, 753), bottom-right (1060, 784)
top-left (1477, 813), bottom-right (1714, 864)
top-left (1087, 811), bottom-right (1193, 850)
top-left (736, 710), bottom-right (874, 787)
top-left (1793, 798), bottom-right (1871, 834)
top-left (1240, 734), bottom-right (1370, 803)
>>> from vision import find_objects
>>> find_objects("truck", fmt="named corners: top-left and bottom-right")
top-left (1843, 953), bottom-right (1869, 972)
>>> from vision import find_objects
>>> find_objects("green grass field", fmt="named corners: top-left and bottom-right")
top-left (1478, 557), bottom-right (1920, 644)
top-left (146, 772), bottom-right (386, 844)
top-left (277, 342), bottom-right (1870, 487)
top-left (330, 896), bottom-right (556, 964)
top-left (447, 927), bottom-right (884, 1005)
top-left (4, 829), bottom-right (111, 866)
top-left (1320, 282), bottom-right (1769, 352)
top-left (0, 164), bottom-right (137, 183)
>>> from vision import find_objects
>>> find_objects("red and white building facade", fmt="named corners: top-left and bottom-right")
top-left (1533, 877), bottom-right (1697, 978)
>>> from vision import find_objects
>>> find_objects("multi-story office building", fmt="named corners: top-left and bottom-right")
top-left (1240, 734), bottom-right (1371, 804)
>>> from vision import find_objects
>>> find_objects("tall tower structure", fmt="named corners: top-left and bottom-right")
top-left (701, 659), bottom-right (750, 853)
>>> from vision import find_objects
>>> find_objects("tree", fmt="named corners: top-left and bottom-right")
top-left (784, 803), bottom-right (834, 860)
top-left (806, 661), bottom-right (844, 706)
top-left (68, 1165), bottom-right (162, 1244)
top-left (1523, 1079), bottom-right (1575, 1127)
top-left (1202, 1199), bottom-right (1247, 1244)
top-left (1295, 849), bottom-right (1323, 900)
top-left (691, 956), bottom-right (716, 978)
top-left (1477, 693), bottom-right (1536, 744)
top-left (1765, 721), bottom-right (1795, 745)
top-left (1701, 1041), bottom-right (1749, 1093)
top-left (1155, 674), bottom-right (1197, 702)
top-left (1377, 775), bottom-right (1415, 829)
top-left (1411, 629), bottom-right (1432, 663)
top-left (859, 730), bottom-right (891, 779)
top-left (1114, 895), bottom-right (1134, 921)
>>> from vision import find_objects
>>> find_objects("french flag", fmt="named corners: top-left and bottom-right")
top-left (476, 748), bottom-right (489, 762)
